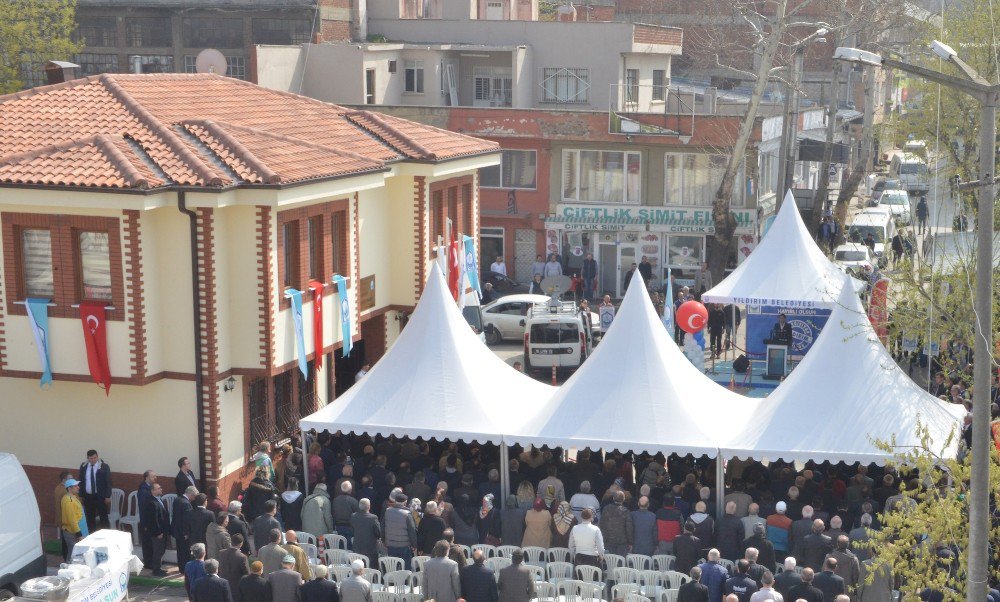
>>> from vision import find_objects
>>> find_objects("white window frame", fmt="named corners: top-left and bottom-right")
top-left (481, 149), bottom-right (538, 190)
top-left (404, 60), bottom-right (425, 93)
top-left (664, 153), bottom-right (746, 207)
top-left (473, 66), bottom-right (512, 106)
top-left (652, 69), bottom-right (666, 102)
top-left (561, 149), bottom-right (642, 204)
top-left (226, 56), bottom-right (247, 80)
top-left (541, 68), bottom-right (590, 104)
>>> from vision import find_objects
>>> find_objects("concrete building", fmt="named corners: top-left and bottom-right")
top-left (0, 72), bottom-right (497, 523)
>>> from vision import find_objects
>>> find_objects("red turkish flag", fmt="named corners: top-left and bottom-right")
top-left (448, 231), bottom-right (461, 301)
top-left (79, 301), bottom-right (112, 395)
top-left (309, 280), bottom-right (324, 371)
top-left (868, 278), bottom-right (890, 345)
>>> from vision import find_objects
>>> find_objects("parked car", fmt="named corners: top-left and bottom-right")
top-left (482, 293), bottom-right (600, 345)
top-left (833, 243), bottom-right (875, 274)
top-left (878, 189), bottom-right (912, 225)
top-left (868, 177), bottom-right (901, 206)
top-left (480, 270), bottom-right (528, 298)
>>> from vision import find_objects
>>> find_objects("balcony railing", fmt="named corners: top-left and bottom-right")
top-left (609, 83), bottom-right (699, 136)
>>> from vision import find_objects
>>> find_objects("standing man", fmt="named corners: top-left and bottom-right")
top-left (543, 254), bottom-right (563, 278)
top-left (350, 498), bottom-right (382, 570)
top-left (176, 456), bottom-right (198, 495)
top-left (79, 449), bottom-right (112, 532)
top-left (238, 562), bottom-right (270, 602)
top-left (916, 196), bottom-right (928, 235)
top-left (497, 548), bottom-right (536, 602)
top-left (630, 496), bottom-right (658, 557)
top-left (490, 256), bottom-right (507, 276)
top-left (460, 550), bottom-right (499, 602)
top-left (218, 533), bottom-right (250, 594)
top-left (60, 478), bottom-right (86, 561)
top-left (191, 559), bottom-right (234, 602)
top-left (531, 254), bottom-right (546, 279)
top-left (206, 513), bottom-right (233, 561)
top-left (173, 486), bottom-right (197, 568)
top-left (695, 262), bottom-right (713, 298)
top-left (678, 567), bottom-right (709, 602)
top-left (188, 494), bottom-right (216, 549)
top-left (139, 482), bottom-right (169, 576)
top-left (300, 565), bottom-right (339, 602)
top-left (383, 492), bottom-right (417, 570)
top-left (638, 256), bottom-right (653, 284)
top-left (568, 508), bottom-right (604, 568)
top-left (599, 490), bottom-right (633, 556)
top-left (267, 555), bottom-right (304, 602)
top-left (581, 253), bottom-right (598, 302)
top-left (423, 540), bottom-right (461, 602)
top-left (623, 263), bottom-right (638, 291)
top-left (252, 500), bottom-right (281, 552)
top-left (339, 560), bottom-right (374, 602)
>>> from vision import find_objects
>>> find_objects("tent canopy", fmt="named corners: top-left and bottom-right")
top-left (507, 273), bottom-right (756, 457)
top-left (720, 278), bottom-right (964, 464)
top-left (299, 264), bottom-right (555, 444)
top-left (703, 191), bottom-right (858, 308)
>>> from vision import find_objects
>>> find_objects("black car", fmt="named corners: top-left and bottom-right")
top-left (480, 270), bottom-right (528, 298)
top-left (869, 177), bottom-right (901, 206)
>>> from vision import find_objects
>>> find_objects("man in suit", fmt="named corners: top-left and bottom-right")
top-left (773, 558), bottom-right (802, 599)
top-left (300, 565), bottom-right (339, 602)
top-left (258, 528), bottom-right (289, 575)
top-left (268, 555), bottom-right (304, 602)
top-left (238, 561), bottom-right (270, 602)
top-left (188, 494), bottom-right (216, 548)
top-left (79, 449), bottom-right (113, 533)
top-left (812, 558), bottom-right (846, 601)
top-left (252, 500), bottom-right (281, 552)
top-left (770, 314), bottom-right (792, 345)
top-left (226, 501), bottom-right (251, 555)
top-left (422, 540), bottom-right (461, 602)
top-left (787, 568), bottom-right (824, 602)
top-left (172, 486), bottom-right (197, 569)
top-left (139, 482), bottom-right (170, 576)
top-left (460, 550), bottom-right (498, 602)
top-left (497, 549), bottom-right (535, 602)
top-left (218, 533), bottom-right (249, 594)
top-left (349, 498), bottom-right (381, 570)
top-left (800, 520), bottom-right (834, 571)
top-left (678, 566), bottom-right (709, 602)
top-left (339, 560), bottom-right (373, 602)
top-left (789, 506), bottom-right (814, 558)
top-left (192, 559), bottom-right (234, 602)
top-left (176, 456), bottom-right (198, 495)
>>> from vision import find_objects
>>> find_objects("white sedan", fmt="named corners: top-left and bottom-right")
top-left (833, 243), bottom-right (875, 275)
top-left (879, 189), bottom-right (912, 225)
top-left (482, 294), bottom-right (599, 345)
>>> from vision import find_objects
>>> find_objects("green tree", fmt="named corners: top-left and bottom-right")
top-left (859, 426), bottom-right (1000, 600)
top-left (0, 0), bottom-right (81, 94)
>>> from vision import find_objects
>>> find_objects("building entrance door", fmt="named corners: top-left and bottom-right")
top-left (598, 241), bottom-right (617, 299)
top-left (617, 243), bottom-right (638, 297)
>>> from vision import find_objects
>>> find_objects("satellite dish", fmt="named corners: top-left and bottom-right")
top-left (541, 275), bottom-right (572, 299)
top-left (195, 49), bottom-right (228, 75)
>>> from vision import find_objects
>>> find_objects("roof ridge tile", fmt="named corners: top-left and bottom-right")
top-left (346, 110), bottom-right (437, 160)
top-left (182, 119), bottom-right (279, 184)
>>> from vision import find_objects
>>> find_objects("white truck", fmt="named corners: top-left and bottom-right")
top-left (522, 299), bottom-right (595, 374)
top-left (0, 453), bottom-right (45, 597)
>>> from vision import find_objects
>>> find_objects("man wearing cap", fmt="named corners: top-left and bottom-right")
top-left (300, 565), bottom-right (339, 602)
top-left (383, 491), bottom-right (417, 570)
top-left (339, 560), bottom-right (373, 602)
top-left (267, 554), bottom-right (303, 602)
top-left (60, 478), bottom-right (87, 561)
top-left (765, 502), bottom-right (792, 559)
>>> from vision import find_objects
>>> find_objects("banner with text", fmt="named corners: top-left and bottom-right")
top-left (746, 305), bottom-right (830, 360)
top-left (332, 275), bottom-right (352, 358)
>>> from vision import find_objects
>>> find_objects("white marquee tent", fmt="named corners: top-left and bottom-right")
top-left (720, 278), bottom-right (965, 464)
top-left (507, 273), bottom-right (757, 458)
top-left (299, 263), bottom-right (555, 445)
top-left (702, 191), bottom-right (860, 308)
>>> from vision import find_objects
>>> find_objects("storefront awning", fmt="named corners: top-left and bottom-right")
top-left (545, 204), bottom-right (756, 234)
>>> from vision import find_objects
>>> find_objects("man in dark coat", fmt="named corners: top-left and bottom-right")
top-left (176, 456), bottom-right (198, 495)
top-left (226, 502), bottom-right (252, 555)
top-left (697, 550), bottom-right (730, 602)
top-left (79, 449), bottom-right (113, 532)
top-left (251, 500), bottom-right (281, 553)
top-left (140, 483), bottom-right (170, 576)
top-left (678, 566), bottom-right (709, 602)
top-left (800, 519), bottom-right (834, 571)
top-left (787, 568), bottom-right (824, 602)
top-left (673, 521), bottom-right (704, 575)
top-left (717, 501), bottom-right (745, 561)
top-left (723, 559), bottom-right (758, 602)
top-left (460, 550), bottom-right (498, 602)
top-left (218, 534), bottom-right (250, 594)
top-left (774, 559), bottom-right (803, 599)
top-left (300, 565), bottom-right (339, 602)
top-left (812, 558), bottom-right (846, 601)
top-left (743, 523), bottom-right (775, 573)
top-left (172, 486), bottom-right (197, 569)
top-left (497, 549), bottom-right (535, 602)
top-left (192, 559), bottom-right (234, 602)
top-left (350, 498), bottom-right (383, 570)
top-left (238, 562), bottom-right (270, 602)
top-left (188, 493), bottom-right (216, 547)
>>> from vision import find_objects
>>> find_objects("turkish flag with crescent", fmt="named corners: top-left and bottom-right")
top-left (79, 301), bottom-right (112, 395)
top-left (308, 280), bottom-right (324, 371)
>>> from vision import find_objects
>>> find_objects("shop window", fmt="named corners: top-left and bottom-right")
top-left (665, 235), bottom-right (704, 269)
top-left (20, 229), bottom-right (54, 298)
top-left (481, 150), bottom-right (536, 190)
top-left (562, 149), bottom-right (641, 204)
top-left (78, 231), bottom-right (112, 301)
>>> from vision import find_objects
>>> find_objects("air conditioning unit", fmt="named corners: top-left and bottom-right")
top-left (388, 60), bottom-right (397, 73)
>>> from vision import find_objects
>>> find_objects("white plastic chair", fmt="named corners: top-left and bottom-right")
top-left (330, 565), bottom-right (351, 582)
top-left (526, 564), bottom-right (545, 582)
top-left (485, 556), bottom-right (511, 576)
top-left (118, 491), bottom-right (140, 543)
top-left (383, 570), bottom-right (414, 593)
top-left (546, 561), bottom-right (574, 586)
top-left (604, 553), bottom-right (626, 572)
top-left (372, 592), bottom-right (398, 602)
top-left (613, 583), bottom-right (641, 599)
top-left (472, 544), bottom-right (497, 558)
top-left (496, 545), bottom-right (519, 559)
top-left (557, 579), bottom-right (584, 601)
top-left (362, 568), bottom-right (383, 586)
top-left (625, 594), bottom-right (651, 602)
top-left (664, 570), bottom-right (690, 589)
top-left (161, 493), bottom-right (177, 524)
top-left (577, 581), bottom-right (603, 601)
top-left (535, 581), bottom-right (557, 602)
top-left (411, 555), bottom-right (430, 574)
top-left (300, 543), bottom-right (319, 561)
top-left (660, 589), bottom-right (679, 602)
top-left (324, 549), bottom-right (352, 566)
top-left (548, 547), bottom-right (571, 563)
top-left (718, 559), bottom-right (736, 574)
top-left (296, 531), bottom-right (318, 547)
top-left (627, 554), bottom-right (653, 571)
top-left (639, 570), bottom-right (666, 599)
top-left (380, 557), bottom-right (405, 574)
top-left (522, 546), bottom-right (547, 567)
top-left (575, 564), bottom-right (602, 584)
top-left (400, 594), bottom-right (423, 602)
top-left (323, 533), bottom-right (348, 551)
top-left (108, 488), bottom-right (125, 529)
top-left (612, 567), bottom-right (642, 586)
top-left (652, 554), bottom-right (676, 572)
top-left (457, 544), bottom-right (472, 559)
top-left (347, 552), bottom-right (370, 567)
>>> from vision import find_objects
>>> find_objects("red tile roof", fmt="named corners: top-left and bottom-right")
top-left (0, 74), bottom-right (498, 191)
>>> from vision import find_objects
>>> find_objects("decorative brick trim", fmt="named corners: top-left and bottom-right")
top-left (196, 208), bottom-right (222, 485)
top-left (352, 193), bottom-right (361, 330)
top-left (123, 210), bottom-right (147, 381)
top-left (256, 206), bottom-right (274, 372)
top-left (413, 176), bottom-right (427, 298)
top-left (0, 251), bottom-right (6, 372)
top-left (473, 170), bottom-right (481, 260)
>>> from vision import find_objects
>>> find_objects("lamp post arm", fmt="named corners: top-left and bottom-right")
top-left (881, 57), bottom-right (992, 101)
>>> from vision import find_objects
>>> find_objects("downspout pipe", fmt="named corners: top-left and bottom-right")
top-left (178, 191), bottom-right (207, 487)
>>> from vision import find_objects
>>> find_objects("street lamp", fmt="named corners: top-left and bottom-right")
top-left (776, 28), bottom-right (830, 206)
top-left (835, 42), bottom-right (999, 601)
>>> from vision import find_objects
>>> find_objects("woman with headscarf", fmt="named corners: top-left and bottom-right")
top-left (409, 497), bottom-right (423, 528)
top-left (521, 497), bottom-right (553, 548)
top-left (452, 493), bottom-right (479, 546)
top-left (476, 494), bottom-right (501, 545)
top-left (516, 480), bottom-right (536, 508)
top-left (550, 500), bottom-right (577, 548)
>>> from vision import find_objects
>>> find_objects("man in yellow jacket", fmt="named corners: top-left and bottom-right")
top-left (61, 479), bottom-right (87, 560)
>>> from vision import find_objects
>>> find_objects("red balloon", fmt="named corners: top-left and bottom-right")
top-left (677, 300), bottom-right (708, 334)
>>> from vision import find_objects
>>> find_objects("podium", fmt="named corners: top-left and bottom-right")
top-left (763, 338), bottom-right (789, 380)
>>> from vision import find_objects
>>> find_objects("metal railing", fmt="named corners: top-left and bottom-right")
top-left (608, 83), bottom-right (697, 136)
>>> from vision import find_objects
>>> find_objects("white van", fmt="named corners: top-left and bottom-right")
top-left (0, 453), bottom-right (45, 596)
top-left (888, 152), bottom-right (929, 195)
top-left (848, 212), bottom-right (896, 267)
top-left (523, 300), bottom-right (594, 373)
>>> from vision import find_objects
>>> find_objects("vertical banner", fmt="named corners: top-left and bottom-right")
top-left (868, 278), bottom-right (890, 345)
top-left (448, 231), bottom-right (461, 302)
top-left (463, 235), bottom-right (481, 298)
top-left (332, 275), bottom-right (352, 358)
top-left (24, 298), bottom-right (53, 389)
top-left (599, 305), bottom-right (615, 332)
top-left (308, 280), bottom-right (324, 371)
top-left (662, 268), bottom-right (675, 333)
top-left (79, 301), bottom-right (112, 395)
top-left (287, 289), bottom-right (308, 379)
